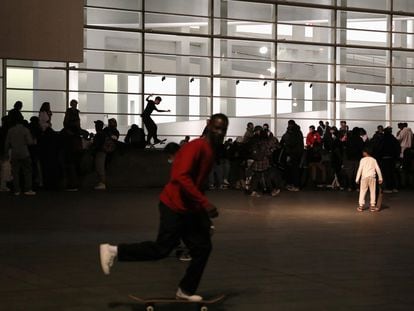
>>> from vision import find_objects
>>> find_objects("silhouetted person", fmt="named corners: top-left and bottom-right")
top-left (142, 94), bottom-right (170, 145)
top-left (8, 101), bottom-right (24, 125)
top-left (63, 99), bottom-right (81, 134)
top-left (39, 101), bottom-right (53, 132)
top-left (124, 124), bottom-right (146, 149)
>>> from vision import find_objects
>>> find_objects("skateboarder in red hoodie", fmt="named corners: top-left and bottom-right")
top-left (99, 113), bottom-right (229, 302)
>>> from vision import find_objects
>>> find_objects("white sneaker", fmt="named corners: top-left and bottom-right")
top-left (24, 190), bottom-right (36, 196)
top-left (176, 288), bottom-right (203, 302)
top-left (99, 244), bottom-right (117, 275)
top-left (250, 191), bottom-right (261, 197)
top-left (271, 189), bottom-right (281, 197)
top-left (94, 183), bottom-right (106, 190)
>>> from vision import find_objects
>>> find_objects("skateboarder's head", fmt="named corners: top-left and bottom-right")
top-left (155, 96), bottom-right (162, 104)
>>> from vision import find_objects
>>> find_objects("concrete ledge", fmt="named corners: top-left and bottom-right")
top-left (81, 147), bottom-right (170, 188)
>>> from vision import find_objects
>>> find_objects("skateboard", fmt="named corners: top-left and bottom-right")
top-left (129, 294), bottom-right (225, 311)
top-left (147, 138), bottom-right (167, 149)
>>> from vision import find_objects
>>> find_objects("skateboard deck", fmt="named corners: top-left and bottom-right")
top-left (148, 138), bottom-right (167, 149)
top-left (129, 294), bottom-right (225, 311)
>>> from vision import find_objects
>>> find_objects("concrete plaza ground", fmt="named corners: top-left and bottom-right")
top-left (0, 188), bottom-right (413, 310)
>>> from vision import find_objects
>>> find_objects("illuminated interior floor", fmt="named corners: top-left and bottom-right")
top-left (0, 188), bottom-right (413, 310)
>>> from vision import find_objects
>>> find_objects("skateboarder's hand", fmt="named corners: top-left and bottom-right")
top-left (379, 179), bottom-right (383, 184)
top-left (206, 204), bottom-right (219, 218)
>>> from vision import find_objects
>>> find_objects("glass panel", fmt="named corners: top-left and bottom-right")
top-left (145, 54), bottom-right (210, 75)
top-left (7, 90), bottom-right (66, 120)
top-left (145, 13), bottom-right (209, 34)
top-left (394, 0), bottom-right (414, 14)
top-left (146, 0), bottom-right (209, 16)
top-left (278, 6), bottom-right (333, 27)
top-left (144, 75), bottom-right (211, 97)
top-left (7, 68), bottom-right (66, 90)
top-left (78, 50), bottom-right (141, 72)
top-left (214, 59), bottom-right (273, 78)
top-left (215, 20), bottom-right (274, 39)
top-left (146, 34), bottom-right (210, 57)
top-left (337, 29), bottom-right (388, 47)
top-left (86, 0), bottom-right (142, 11)
top-left (216, 0), bottom-right (275, 22)
top-left (6, 60), bottom-right (65, 68)
top-left (85, 28), bottom-right (141, 52)
top-left (392, 16), bottom-right (414, 48)
top-left (340, 0), bottom-right (389, 10)
top-left (278, 44), bottom-right (333, 64)
top-left (69, 71), bottom-right (141, 93)
top-left (336, 102), bottom-right (387, 121)
top-left (392, 104), bottom-right (414, 122)
top-left (277, 24), bottom-right (333, 44)
top-left (337, 84), bottom-right (387, 104)
top-left (337, 11), bottom-right (389, 47)
top-left (85, 7), bottom-right (141, 29)
top-left (338, 65), bottom-right (387, 84)
top-left (338, 11), bottom-right (388, 31)
top-left (392, 86), bottom-right (414, 104)
top-left (214, 39), bottom-right (275, 60)
top-left (213, 98), bottom-right (272, 118)
top-left (214, 78), bottom-right (273, 99)
top-left (278, 62), bottom-right (332, 81)
top-left (392, 68), bottom-right (414, 85)
top-left (393, 51), bottom-right (414, 69)
top-left (337, 47), bottom-right (388, 67)
top-left (283, 0), bottom-right (333, 5)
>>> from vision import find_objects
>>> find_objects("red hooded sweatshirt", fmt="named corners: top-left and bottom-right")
top-left (160, 138), bottom-right (214, 213)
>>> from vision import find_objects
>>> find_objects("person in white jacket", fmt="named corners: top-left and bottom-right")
top-left (355, 148), bottom-right (383, 212)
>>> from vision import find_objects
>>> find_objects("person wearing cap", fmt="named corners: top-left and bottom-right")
top-left (92, 120), bottom-right (107, 190)
top-left (142, 94), bottom-right (170, 145)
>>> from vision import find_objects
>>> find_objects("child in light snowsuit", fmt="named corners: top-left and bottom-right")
top-left (355, 148), bottom-right (383, 212)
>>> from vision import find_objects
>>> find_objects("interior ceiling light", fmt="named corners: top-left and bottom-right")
top-left (267, 67), bottom-right (276, 74)
top-left (259, 46), bottom-right (268, 54)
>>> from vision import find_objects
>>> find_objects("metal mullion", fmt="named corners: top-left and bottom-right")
top-left (85, 5), bottom-right (142, 13)
top-left (70, 90), bottom-right (141, 96)
top-left (247, 0), bottom-right (337, 11)
top-left (70, 67), bottom-right (142, 75)
top-left (1, 60), bottom-right (6, 116)
top-left (85, 25), bottom-right (143, 33)
top-left (388, 2), bottom-right (393, 126)
top-left (145, 72), bottom-right (211, 79)
top-left (141, 0), bottom-right (145, 124)
top-left (146, 51), bottom-right (210, 59)
top-left (85, 47), bottom-right (141, 54)
top-left (7, 87), bottom-right (66, 93)
top-left (5, 65), bottom-right (67, 70)
top-left (209, 0), bottom-right (214, 116)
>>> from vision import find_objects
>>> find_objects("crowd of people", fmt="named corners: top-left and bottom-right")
top-left (205, 119), bottom-right (414, 198)
top-left (1, 99), bottom-right (413, 197)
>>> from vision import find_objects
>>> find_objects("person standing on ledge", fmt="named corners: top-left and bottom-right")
top-left (99, 113), bottom-right (229, 302)
top-left (142, 94), bottom-right (170, 145)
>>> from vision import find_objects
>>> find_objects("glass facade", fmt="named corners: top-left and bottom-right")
top-left (1, 0), bottom-right (414, 140)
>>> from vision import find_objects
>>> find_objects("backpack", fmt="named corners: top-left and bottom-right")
top-left (103, 135), bottom-right (116, 153)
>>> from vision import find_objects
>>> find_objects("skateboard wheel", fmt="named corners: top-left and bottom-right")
top-left (200, 306), bottom-right (208, 311)
top-left (146, 305), bottom-right (154, 311)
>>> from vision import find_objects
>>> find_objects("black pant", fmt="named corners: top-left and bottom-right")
top-left (143, 116), bottom-right (158, 144)
top-left (118, 202), bottom-right (212, 294)
top-left (380, 158), bottom-right (396, 190)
